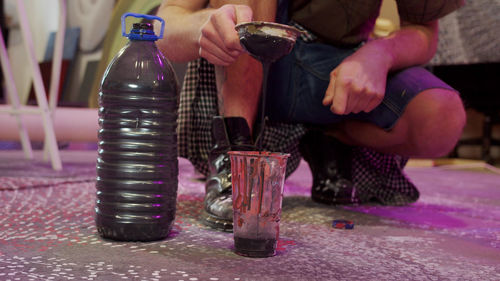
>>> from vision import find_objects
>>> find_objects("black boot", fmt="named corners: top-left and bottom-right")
top-left (201, 116), bottom-right (255, 231)
top-left (299, 129), bottom-right (359, 205)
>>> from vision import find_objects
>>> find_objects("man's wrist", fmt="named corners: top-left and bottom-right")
top-left (362, 38), bottom-right (396, 71)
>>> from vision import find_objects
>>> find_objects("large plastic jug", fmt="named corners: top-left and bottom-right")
top-left (95, 13), bottom-right (179, 241)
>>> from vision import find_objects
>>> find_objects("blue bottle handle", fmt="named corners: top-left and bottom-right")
top-left (121, 13), bottom-right (165, 39)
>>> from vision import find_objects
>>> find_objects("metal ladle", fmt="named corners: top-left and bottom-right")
top-left (235, 21), bottom-right (303, 149)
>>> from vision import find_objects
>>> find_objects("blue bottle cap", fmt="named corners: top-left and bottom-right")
top-left (121, 13), bottom-right (165, 41)
top-left (332, 219), bottom-right (354, 229)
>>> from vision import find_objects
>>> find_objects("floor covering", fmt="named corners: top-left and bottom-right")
top-left (0, 150), bottom-right (499, 281)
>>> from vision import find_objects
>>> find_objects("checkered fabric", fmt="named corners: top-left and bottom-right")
top-left (177, 23), bottom-right (419, 206)
top-left (353, 148), bottom-right (419, 205)
top-left (177, 58), bottom-right (307, 179)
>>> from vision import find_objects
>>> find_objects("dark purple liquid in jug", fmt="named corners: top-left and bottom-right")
top-left (96, 23), bottom-right (179, 242)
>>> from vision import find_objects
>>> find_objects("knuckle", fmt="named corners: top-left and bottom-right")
top-left (198, 36), bottom-right (206, 46)
top-left (210, 12), bottom-right (219, 23)
top-left (339, 77), bottom-right (353, 88)
top-left (225, 39), bottom-right (241, 51)
top-left (364, 89), bottom-right (376, 98)
top-left (200, 26), bottom-right (210, 37)
top-left (331, 106), bottom-right (344, 115)
top-left (364, 87), bottom-right (382, 99)
top-left (374, 91), bottom-right (384, 101)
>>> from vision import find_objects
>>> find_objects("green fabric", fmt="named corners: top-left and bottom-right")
top-left (88, 0), bottom-right (163, 108)
top-left (289, 0), bottom-right (382, 46)
top-left (288, 0), bottom-right (465, 46)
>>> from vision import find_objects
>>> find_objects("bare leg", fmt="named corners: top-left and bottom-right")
top-left (210, 0), bottom-right (277, 130)
top-left (334, 88), bottom-right (466, 158)
top-left (217, 54), bottom-right (263, 129)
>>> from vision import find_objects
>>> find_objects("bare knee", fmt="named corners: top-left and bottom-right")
top-left (407, 89), bottom-right (466, 157)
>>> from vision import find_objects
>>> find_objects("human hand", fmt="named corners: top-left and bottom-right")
top-left (322, 47), bottom-right (390, 115)
top-left (198, 4), bottom-right (253, 66)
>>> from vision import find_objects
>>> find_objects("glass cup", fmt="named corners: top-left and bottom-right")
top-left (228, 151), bottom-right (290, 258)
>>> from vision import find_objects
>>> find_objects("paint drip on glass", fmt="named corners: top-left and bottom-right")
top-left (229, 151), bottom-right (290, 258)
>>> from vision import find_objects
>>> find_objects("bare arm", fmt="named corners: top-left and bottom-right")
top-left (156, 0), bottom-right (253, 64)
top-left (157, 0), bottom-right (277, 128)
top-left (376, 20), bottom-right (439, 71)
top-left (323, 20), bottom-right (439, 115)
top-left (156, 0), bottom-right (212, 62)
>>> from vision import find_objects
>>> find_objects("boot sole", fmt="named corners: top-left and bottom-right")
top-left (200, 210), bottom-right (233, 232)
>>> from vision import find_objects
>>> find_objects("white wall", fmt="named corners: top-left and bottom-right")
top-left (5, 0), bottom-right (60, 103)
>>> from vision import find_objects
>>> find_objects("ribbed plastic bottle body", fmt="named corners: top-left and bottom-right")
top-left (95, 39), bottom-right (179, 241)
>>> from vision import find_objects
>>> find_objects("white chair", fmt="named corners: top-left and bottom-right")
top-left (0, 0), bottom-right (66, 170)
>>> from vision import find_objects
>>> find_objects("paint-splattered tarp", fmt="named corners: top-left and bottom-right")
top-left (0, 151), bottom-right (500, 281)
